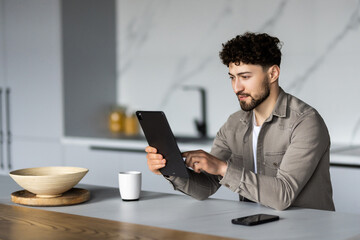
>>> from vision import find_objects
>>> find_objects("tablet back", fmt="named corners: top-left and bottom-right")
top-left (136, 111), bottom-right (189, 178)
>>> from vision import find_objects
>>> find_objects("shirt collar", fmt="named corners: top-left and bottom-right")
top-left (272, 87), bottom-right (287, 118)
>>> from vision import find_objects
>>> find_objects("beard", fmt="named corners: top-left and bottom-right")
top-left (237, 76), bottom-right (271, 112)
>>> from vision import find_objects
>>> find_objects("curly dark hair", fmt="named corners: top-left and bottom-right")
top-left (219, 32), bottom-right (282, 69)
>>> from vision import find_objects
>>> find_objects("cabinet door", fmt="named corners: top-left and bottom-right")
top-left (4, 0), bottom-right (62, 139)
top-left (0, 0), bottom-right (63, 173)
top-left (11, 139), bottom-right (63, 170)
top-left (0, 0), bottom-right (7, 174)
top-left (330, 167), bottom-right (360, 214)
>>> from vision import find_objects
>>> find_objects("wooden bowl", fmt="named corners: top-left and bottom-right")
top-left (9, 166), bottom-right (89, 198)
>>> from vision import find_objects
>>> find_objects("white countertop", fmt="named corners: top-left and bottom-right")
top-left (1, 175), bottom-right (360, 240)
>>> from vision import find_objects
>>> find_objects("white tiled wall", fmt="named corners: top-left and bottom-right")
top-left (116, 0), bottom-right (360, 144)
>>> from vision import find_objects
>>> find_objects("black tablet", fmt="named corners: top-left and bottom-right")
top-left (136, 111), bottom-right (189, 178)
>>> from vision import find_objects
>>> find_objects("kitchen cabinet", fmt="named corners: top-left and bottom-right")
top-left (330, 166), bottom-right (360, 214)
top-left (0, 0), bottom-right (63, 174)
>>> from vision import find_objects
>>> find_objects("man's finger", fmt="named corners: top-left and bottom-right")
top-left (150, 159), bottom-right (166, 165)
top-left (182, 150), bottom-right (206, 157)
top-left (186, 156), bottom-right (200, 168)
top-left (182, 151), bottom-right (189, 157)
top-left (192, 162), bottom-right (202, 173)
top-left (148, 153), bottom-right (163, 160)
top-left (145, 146), bottom-right (157, 153)
top-left (152, 164), bottom-right (166, 169)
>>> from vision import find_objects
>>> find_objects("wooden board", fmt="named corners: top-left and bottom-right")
top-left (0, 203), bottom-right (239, 240)
top-left (11, 188), bottom-right (90, 206)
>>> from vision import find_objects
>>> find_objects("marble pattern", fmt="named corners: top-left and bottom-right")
top-left (116, 0), bottom-right (360, 144)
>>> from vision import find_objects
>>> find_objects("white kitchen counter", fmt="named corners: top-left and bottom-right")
top-left (1, 175), bottom-right (360, 240)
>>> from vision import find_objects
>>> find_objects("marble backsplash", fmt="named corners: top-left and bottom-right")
top-left (116, 0), bottom-right (360, 144)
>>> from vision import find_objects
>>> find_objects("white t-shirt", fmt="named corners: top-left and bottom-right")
top-left (252, 114), bottom-right (262, 173)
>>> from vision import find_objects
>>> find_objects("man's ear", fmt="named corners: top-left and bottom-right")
top-left (268, 65), bottom-right (280, 83)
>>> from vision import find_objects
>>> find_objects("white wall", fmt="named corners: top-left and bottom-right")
top-left (116, 0), bottom-right (360, 144)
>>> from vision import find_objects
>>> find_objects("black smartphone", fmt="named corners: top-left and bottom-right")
top-left (231, 214), bottom-right (279, 226)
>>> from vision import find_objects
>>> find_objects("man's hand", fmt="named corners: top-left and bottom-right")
top-left (145, 146), bottom-right (166, 175)
top-left (182, 150), bottom-right (228, 176)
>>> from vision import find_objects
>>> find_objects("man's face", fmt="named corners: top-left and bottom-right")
top-left (228, 62), bottom-right (270, 112)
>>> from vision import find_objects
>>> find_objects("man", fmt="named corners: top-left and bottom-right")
top-left (145, 32), bottom-right (335, 211)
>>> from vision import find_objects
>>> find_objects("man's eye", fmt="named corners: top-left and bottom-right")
top-left (242, 76), bottom-right (250, 79)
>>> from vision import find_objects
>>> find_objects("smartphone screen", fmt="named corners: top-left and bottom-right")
top-left (231, 214), bottom-right (279, 226)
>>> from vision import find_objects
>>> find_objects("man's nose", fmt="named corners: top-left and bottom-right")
top-left (233, 78), bottom-right (244, 93)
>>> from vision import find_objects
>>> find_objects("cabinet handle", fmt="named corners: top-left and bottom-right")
top-left (5, 88), bottom-right (11, 170)
top-left (90, 146), bottom-right (145, 153)
top-left (0, 88), bottom-right (3, 169)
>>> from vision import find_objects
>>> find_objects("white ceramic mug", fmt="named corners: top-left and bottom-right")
top-left (118, 171), bottom-right (142, 201)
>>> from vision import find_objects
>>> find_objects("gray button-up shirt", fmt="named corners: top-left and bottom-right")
top-left (167, 88), bottom-right (335, 211)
